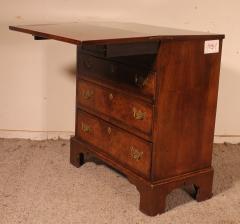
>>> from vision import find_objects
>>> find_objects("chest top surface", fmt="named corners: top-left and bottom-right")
top-left (9, 21), bottom-right (224, 45)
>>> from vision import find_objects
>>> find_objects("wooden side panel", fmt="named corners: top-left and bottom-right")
top-left (152, 39), bottom-right (223, 180)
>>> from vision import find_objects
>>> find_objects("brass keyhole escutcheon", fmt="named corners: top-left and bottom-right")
top-left (130, 146), bottom-right (143, 161)
top-left (109, 93), bottom-right (113, 100)
top-left (133, 107), bottom-right (146, 120)
top-left (107, 127), bottom-right (111, 135)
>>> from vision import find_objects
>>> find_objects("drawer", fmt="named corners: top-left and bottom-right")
top-left (76, 110), bottom-right (152, 178)
top-left (81, 41), bottom-right (159, 58)
top-left (77, 79), bottom-right (153, 135)
top-left (78, 52), bottom-right (156, 98)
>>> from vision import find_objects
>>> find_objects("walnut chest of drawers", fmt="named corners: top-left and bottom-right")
top-left (9, 22), bottom-right (224, 216)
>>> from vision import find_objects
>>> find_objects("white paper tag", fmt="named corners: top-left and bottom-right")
top-left (204, 40), bottom-right (219, 54)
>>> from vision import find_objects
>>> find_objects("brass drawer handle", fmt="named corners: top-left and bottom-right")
top-left (83, 59), bottom-right (92, 69)
top-left (135, 74), bottom-right (149, 88)
top-left (81, 122), bottom-right (91, 133)
top-left (130, 146), bottom-right (143, 161)
top-left (133, 107), bottom-right (146, 120)
top-left (82, 90), bottom-right (94, 99)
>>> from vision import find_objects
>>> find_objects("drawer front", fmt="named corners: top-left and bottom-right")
top-left (76, 111), bottom-right (152, 178)
top-left (78, 53), bottom-right (156, 98)
top-left (81, 41), bottom-right (159, 58)
top-left (77, 80), bottom-right (153, 135)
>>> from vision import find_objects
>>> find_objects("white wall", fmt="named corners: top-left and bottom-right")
top-left (0, 0), bottom-right (239, 142)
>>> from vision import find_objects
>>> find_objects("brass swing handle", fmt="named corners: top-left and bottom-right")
top-left (81, 122), bottom-right (91, 133)
top-left (135, 74), bottom-right (149, 88)
top-left (130, 146), bottom-right (143, 161)
top-left (82, 90), bottom-right (94, 100)
top-left (83, 59), bottom-right (93, 69)
top-left (132, 107), bottom-right (146, 120)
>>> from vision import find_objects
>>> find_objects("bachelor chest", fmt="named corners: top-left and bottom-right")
top-left (9, 22), bottom-right (224, 216)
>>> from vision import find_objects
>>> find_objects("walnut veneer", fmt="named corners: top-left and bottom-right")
top-left (9, 22), bottom-right (224, 216)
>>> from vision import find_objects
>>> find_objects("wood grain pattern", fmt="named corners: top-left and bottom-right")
top-left (76, 110), bottom-right (152, 178)
top-left (71, 136), bottom-right (214, 216)
top-left (151, 39), bottom-right (223, 180)
top-left (9, 22), bottom-right (224, 216)
top-left (78, 51), bottom-right (156, 98)
top-left (73, 38), bottom-right (223, 216)
top-left (77, 79), bottom-right (153, 135)
top-left (9, 22), bottom-right (224, 45)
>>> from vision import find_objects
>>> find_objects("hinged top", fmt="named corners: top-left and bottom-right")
top-left (9, 21), bottom-right (225, 45)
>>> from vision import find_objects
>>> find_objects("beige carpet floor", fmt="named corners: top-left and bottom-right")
top-left (0, 138), bottom-right (239, 224)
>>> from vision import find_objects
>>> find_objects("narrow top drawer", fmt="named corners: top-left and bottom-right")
top-left (81, 41), bottom-right (159, 58)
